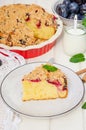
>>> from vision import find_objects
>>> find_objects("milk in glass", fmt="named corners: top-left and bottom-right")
top-left (63, 25), bottom-right (86, 56)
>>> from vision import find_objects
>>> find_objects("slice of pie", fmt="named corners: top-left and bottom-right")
top-left (22, 64), bottom-right (68, 101)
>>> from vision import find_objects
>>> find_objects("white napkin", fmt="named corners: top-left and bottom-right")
top-left (0, 48), bottom-right (25, 130)
top-left (3, 109), bottom-right (21, 130)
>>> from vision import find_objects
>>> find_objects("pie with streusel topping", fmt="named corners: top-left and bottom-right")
top-left (0, 4), bottom-right (57, 47)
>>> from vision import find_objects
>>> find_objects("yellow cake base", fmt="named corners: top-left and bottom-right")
top-left (22, 80), bottom-right (68, 101)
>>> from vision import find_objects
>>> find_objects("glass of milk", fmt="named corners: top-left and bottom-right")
top-left (62, 24), bottom-right (86, 56)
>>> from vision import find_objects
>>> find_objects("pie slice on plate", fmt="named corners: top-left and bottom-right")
top-left (22, 63), bottom-right (68, 101)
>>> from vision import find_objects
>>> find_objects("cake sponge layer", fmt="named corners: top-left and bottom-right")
top-left (22, 80), bottom-right (59, 101)
top-left (22, 80), bottom-right (68, 101)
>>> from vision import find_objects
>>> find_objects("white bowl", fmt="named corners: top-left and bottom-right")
top-left (52, 0), bottom-right (82, 26)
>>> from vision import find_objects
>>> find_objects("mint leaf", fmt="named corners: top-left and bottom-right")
top-left (82, 17), bottom-right (86, 27)
top-left (70, 53), bottom-right (85, 63)
top-left (82, 102), bottom-right (86, 109)
top-left (43, 64), bottom-right (58, 72)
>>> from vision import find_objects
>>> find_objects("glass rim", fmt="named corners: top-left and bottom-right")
top-left (64, 24), bottom-right (86, 36)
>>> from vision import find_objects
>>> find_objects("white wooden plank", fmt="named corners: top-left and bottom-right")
top-left (0, 0), bottom-right (14, 5)
top-left (81, 82), bottom-right (86, 130)
top-left (50, 108), bottom-right (83, 130)
top-left (13, 0), bottom-right (38, 4)
top-left (19, 116), bottom-right (49, 130)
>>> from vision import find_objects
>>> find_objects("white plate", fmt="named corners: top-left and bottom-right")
top-left (0, 62), bottom-right (85, 118)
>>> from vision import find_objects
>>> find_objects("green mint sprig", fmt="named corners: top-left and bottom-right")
top-left (69, 53), bottom-right (85, 63)
top-left (82, 15), bottom-right (86, 27)
top-left (43, 64), bottom-right (58, 72)
top-left (82, 102), bottom-right (86, 109)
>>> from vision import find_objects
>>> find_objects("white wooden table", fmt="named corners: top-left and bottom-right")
top-left (0, 0), bottom-right (86, 130)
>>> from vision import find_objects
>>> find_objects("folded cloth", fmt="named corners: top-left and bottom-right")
top-left (3, 109), bottom-right (21, 130)
top-left (0, 48), bottom-right (25, 130)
